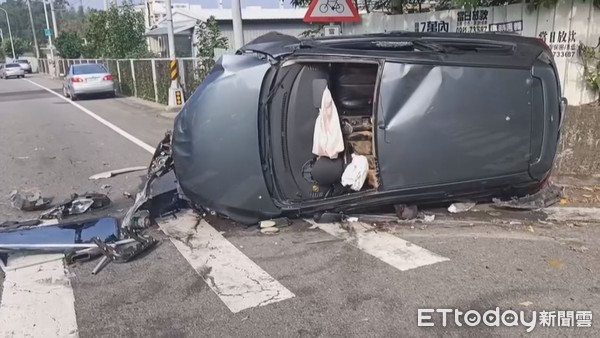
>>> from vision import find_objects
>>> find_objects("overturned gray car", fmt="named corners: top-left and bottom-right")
top-left (171, 31), bottom-right (566, 225)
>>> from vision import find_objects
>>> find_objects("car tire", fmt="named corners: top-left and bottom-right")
top-left (70, 89), bottom-right (78, 101)
top-left (63, 86), bottom-right (69, 98)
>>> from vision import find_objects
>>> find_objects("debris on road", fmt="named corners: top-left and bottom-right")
top-left (492, 183), bottom-right (562, 210)
top-left (568, 245), bottom-right (589, 253)
top-left (423, 214), bottom-right (436, 222)
top-left (394, 204), bottom-right (418, 220)
top-left (313, 212), bottom-right (344, 223)
top-left (448, 202), bottom-right (476, 213)
top-left (0, 217), bottom-right (120, 252)
top-left (0, 219), bottom-right (42, 230)
top-left (9, 189), bottom-right (52, 211)
top-left (88, 166), bottom-right (147, 180)
top-left (261, 227), bottom-right (280, 234)
top-left (39, 192), bottom-right (111, 220)
top-left (260, 220), bottom-right (276, 229)
top-left (519, 301), bottom-right (533, 307)
top-left (546, 258), bottom-right (564, 268)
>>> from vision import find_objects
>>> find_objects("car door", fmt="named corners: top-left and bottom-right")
top-left (376, 61), bottom-right (533, 190)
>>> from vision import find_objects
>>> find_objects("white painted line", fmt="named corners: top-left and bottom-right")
top-left (0, 254), bottom-right (79, 338)
top-left (158, 209), bottom-right (295, 313)
top-left (23, 78), bottom-right (155, 154)
top-left (308, 220), bottom-right (449, 271)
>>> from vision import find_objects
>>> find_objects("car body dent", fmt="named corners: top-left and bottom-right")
top-left (376, 62), bottom-right (533, 190)
top-left (172, 54), bottom-right (280, 224)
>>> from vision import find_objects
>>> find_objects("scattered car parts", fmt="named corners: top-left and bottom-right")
top-left (9, 189), bottom-right (52, 211)
top-left (39, 192), bottom-right (111, 220)
top-left (89, 166), bottom-right (147, 180)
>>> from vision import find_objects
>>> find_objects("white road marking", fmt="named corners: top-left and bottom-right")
top-left (158, 209), bottom-right (295, 313)
top-left (0, 254), bottom-right (79, 338)
top-left (1, 220), bottom-right (79, 337)
top-left (23, 78), bottom-right (155, 153)
top-left (308, 220), bottom-right (449, 271)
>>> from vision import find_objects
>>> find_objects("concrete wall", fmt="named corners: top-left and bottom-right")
top-left (555, 104), bottom-right (600, 176)
top-left (342, 0), bottom-right (600, 106)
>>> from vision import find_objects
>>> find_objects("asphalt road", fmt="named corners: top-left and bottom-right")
top-left (0, 75), bottom-right (599, 338)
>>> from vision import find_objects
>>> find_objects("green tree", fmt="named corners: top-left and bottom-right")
top-left (195, 16), bottom-right (228, 60)
top-left (83, 1), bottom-right (147, 58)
top-left (187, 16), bottom-right (228, 93)
top-left (3, 37), bottom-right (27, 58)
top-left (83, 9), bottom-right (107, 58)
top-left (579, 40), bottom-right (600, 102)
top-left (55, 31), bottom-right (83, 58)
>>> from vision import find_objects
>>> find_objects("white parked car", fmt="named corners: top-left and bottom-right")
top-left (0, 63), bottom-right (25, 79)
top-left (62, 63), bottom-right (116, 100)
top-left (13, 59), bottom-right (32, 73)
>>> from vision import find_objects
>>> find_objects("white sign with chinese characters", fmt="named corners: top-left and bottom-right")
top-left (456, 9), bottom-right (490, 33)
top-left (538, 30), bottom-right (579, 58)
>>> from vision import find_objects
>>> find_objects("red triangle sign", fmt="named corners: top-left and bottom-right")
top-left (303, 0), bottom-right (361, 23)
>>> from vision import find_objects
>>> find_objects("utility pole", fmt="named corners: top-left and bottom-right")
top-left (26, 0), bottom-right (40, 58)
top-left (0, 8), bottom-right (16, 59)
top-left (231, 0), bottom-right (244, 50)
top-left (49, 0), bottom-right (59, 39)
top-left (43, 0), bottom-right (56, 76)
top-left (165, 0), bottom-right (184, 107)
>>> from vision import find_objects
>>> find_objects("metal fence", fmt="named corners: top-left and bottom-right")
top-left (38, 57), bottom-right (207, 105)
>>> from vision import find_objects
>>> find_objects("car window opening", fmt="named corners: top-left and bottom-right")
top-left (270, 61), bottom-right (380, 202)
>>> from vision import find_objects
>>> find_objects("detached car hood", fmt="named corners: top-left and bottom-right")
top-left (172, 54), bottom-right (280, 224)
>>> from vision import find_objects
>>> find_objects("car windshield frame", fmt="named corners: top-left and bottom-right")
top-left (72, 64), bottom-right (108, 75)
top-left (6, 64), bottom-right (21, 68)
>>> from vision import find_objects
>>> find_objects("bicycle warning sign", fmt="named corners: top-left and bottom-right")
top-left (303, 0), bottom-right (361, 23)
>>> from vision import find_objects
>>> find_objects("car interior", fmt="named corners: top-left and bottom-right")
top-left (268, 60), bottom-right (380, 202)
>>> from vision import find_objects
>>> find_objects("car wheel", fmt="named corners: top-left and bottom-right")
top-left (70, 89), bottom-right (78, 101)
top-left (63, 86), bottom-right (69, 97)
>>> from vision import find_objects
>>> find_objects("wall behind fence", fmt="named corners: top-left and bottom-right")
top-left (342, 0), bottom-right (599, 106)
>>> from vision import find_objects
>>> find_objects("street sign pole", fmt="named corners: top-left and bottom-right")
top-left (49, 0), bottom-right (59, 39)
top-left (165, 0), bottom-right (185, 107)
top-left (232, 0), bottom-right (244, 50)
top-left (26, 0), bottom-right (40, 58)
top-left (43, 0), bottom-right (56, 77)
top-left (0, 8), bottom-right (16, 59)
